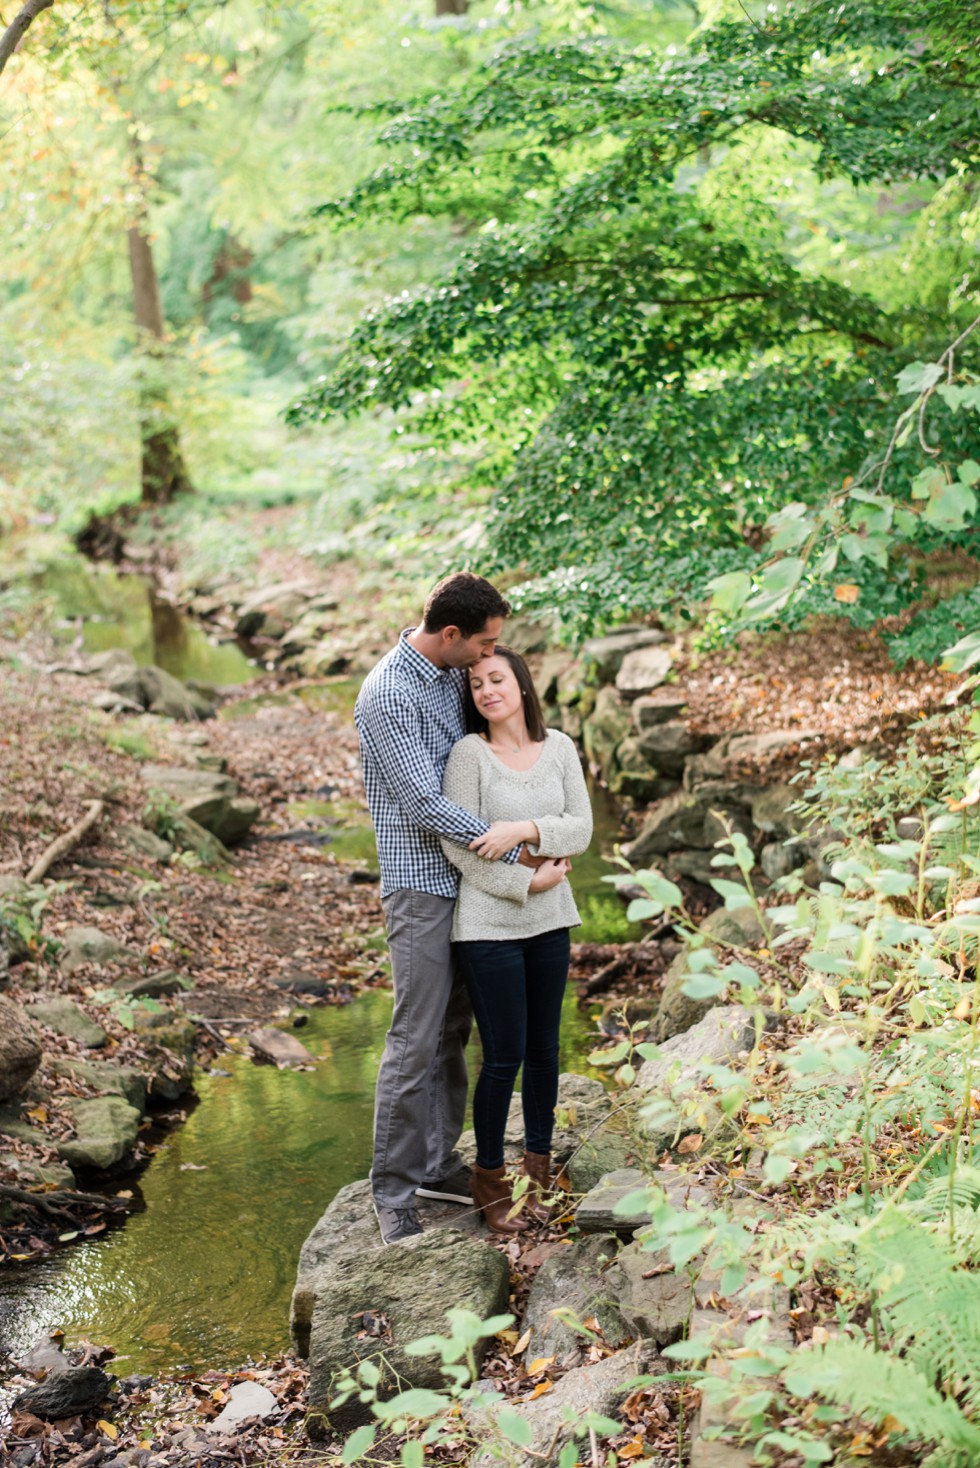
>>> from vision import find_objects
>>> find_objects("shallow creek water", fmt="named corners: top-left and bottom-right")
top-left (2, 562), bottom-right (635, 1376)
top-left (0, 995), bottom-right (604, 1375)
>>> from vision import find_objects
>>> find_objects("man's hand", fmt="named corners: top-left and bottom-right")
top-left (517, 846), bottom-right (547, 869)
top-left (469, 819), bottom-right (540, 861)
top-left (528, 857), bottom-right (571, 893)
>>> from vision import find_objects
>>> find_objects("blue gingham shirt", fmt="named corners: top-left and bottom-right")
top-left (355, 631), bottom-right (514, 899)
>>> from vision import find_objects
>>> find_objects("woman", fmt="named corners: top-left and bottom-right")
top-left (440, 647), bottom-right (593, 1234)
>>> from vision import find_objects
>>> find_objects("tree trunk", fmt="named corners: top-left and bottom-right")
top-left (127, 225), bottom-right (194, 505)
top-left (435, 0), bottom-right (467, 13)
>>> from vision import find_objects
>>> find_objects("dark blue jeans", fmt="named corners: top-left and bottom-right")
top-left (453, 927), bottom-right (571, 1170)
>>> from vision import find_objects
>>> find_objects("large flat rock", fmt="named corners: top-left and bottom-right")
top-left (46, 1055), bottom-right (147, 1113)
top-left (575, 1167), bottom-right (711, 1234)
top-left (520, 1233), bottom-right (630, 1369)
top-left (291, 1178), bottom-right (484, 1357)
top-left (471, 1344), bottom-right (662, 1468)
top-left (57, 1094), bottom-right (141, 1171)
top-left (635, 1005), bottom-right (760, 1152)
top-left (306, 1227), bottom-right (509, 1435)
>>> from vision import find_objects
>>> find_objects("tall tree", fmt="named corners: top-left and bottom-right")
top-left (291, 0), bottom-right (980, 632)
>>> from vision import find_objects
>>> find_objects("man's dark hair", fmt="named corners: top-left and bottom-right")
top-left (463, 646), bottom-right (547, 742)
top-left (421, 572), bottom-right (511, 637)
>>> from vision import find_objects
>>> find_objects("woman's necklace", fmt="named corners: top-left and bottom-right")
top-left (488, 733), bottom-right (528, 755)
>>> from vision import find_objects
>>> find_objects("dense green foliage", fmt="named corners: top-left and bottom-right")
top-left (292, 0), bottom-right (980, 633)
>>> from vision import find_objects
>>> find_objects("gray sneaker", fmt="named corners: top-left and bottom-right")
top-left (373, 1202), bottom-right (423, 1245)
top-left (416, 1163), bottom-right (473, 1205)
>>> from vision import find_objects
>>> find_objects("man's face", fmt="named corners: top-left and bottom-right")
top-left (442, 617), bottom-right (504, 669)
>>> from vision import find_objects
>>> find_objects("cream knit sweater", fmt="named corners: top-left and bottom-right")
top-left (440, 730), bottom-right (593, 942)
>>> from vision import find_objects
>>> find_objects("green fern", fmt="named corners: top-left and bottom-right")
top-left (784, 1335), bottom-right (980, 1463)
top-left (853, 1216), bottom-right (980, 1413)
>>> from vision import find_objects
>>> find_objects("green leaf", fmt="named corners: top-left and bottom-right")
top-left (559, 1443), bottom-right (579, 1468)
top-left (627, 898), bottom-right (665, 922)
top-left (376, 1388), bottom-right (449, 1422)
top-left (743, 557), bottom-right (804, 618)
top-left (681, 972), bottom-right (728, 1000)
top-left (634, 870), bottom-right (683, 908)
top-left (401, 1442), bottom-right (425, 1468)
top-left (496, 1410), bottom-right (533, 1447)
top-left (708, 570), bottom-right (752, 614)
top-left (895, 361), bottom-right (944, 395)
top-left (709, 878), bottom-right (754, 910)
top-left (943, 630), bottom-right (980, 674)
top-left (764, 1154), bottom-right (795, 1184)
top-left (723, 961), bottom-right (760, 990)
top-left (958, 458), bottom-right (980, 486)
top-left (342, 1426), bottom-right (377, 1463)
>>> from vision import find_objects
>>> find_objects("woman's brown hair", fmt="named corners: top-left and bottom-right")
top-left (463, 646), bottom-right (547, 742)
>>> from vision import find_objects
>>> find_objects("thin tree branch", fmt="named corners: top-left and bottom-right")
top-left (0, 0), bottom-right (55, 78)
top-left (24, 799), bottom-right (105, 884)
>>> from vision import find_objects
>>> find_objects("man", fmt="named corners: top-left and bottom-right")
top-left (355, 571), bottom-right (533, 1245)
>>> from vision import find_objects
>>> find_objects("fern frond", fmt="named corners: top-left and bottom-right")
top-left (853, 1216), bottom-right (980, 1414)
top-left (784, 1337), bottom-right (980, 1461)
top-left (909, 1166), bottom-right (980, 1221)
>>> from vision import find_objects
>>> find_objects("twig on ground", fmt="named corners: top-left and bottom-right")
top-left (24, 799), bottom-right (106, 884)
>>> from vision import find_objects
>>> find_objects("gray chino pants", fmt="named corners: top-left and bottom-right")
top-left (371, 889), bottom-right (472, 1209)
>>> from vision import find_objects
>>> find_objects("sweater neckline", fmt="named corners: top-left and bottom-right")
top-left (474, 729), bottom-right (555, 775)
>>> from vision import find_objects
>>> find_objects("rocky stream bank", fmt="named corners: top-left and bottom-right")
top-left (1, 557), bottom-right (959, 1468)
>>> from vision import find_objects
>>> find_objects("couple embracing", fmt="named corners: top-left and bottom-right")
top-left (354, 572), bottom-right (593, 1245)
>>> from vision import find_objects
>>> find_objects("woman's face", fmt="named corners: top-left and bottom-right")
top-left (469, 655), bottom-right (524, 726)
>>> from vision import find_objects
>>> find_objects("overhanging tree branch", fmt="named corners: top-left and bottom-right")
top-left (0, 0), bottom-right (55, 78)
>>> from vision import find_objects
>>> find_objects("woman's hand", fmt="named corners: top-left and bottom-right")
top-left (528, 858), bottom-right (571, 893)
top-left (469, 820), bottom-right (540, 861)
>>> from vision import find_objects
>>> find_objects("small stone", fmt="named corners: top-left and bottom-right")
top-left (0, 996), bottom-right (42, 1102)
top-left (116, 970), bottom-right (189, 1000)
top-left (24, 994), bottom-right (107, 1048)
top-left (581, 686), bottom-right (631, 773)
top-left (247, 1028), bottom-right (315, 1067)
top-left (750, 784), bottom-right (803, 837)
top-left (206, 1381), bottom-right (278, 1433)
top-left (13, 1366), bottom-right (112, 1420)
top-left (636, 720), bottom-right (708, 778)
top-left (607, 1241), bottom-right (691, 1346)
top-left (118, 826), bottom-right (173, 864)
top-left (583, 628), bottom-right (667, 684)
top-left (58, 1095), bottom-right (141, 1170)
top-left (615, 646), bottom-right (673, 700)
top-left (469, 1344), bottom-right (661, 1468)
top-left (86, 648), bottom-right (138, 680)
top-left (760, 840), bottom-right (808, 882)
top-left (632, 689), bottom-right (689, 728)
top-left (1, 1152), bottom-right (75, 1189)
top-left (60, 926), bottom-right (131, 975)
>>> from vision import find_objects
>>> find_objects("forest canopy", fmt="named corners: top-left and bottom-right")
top-left (289, 0), bottom-right (980, 635)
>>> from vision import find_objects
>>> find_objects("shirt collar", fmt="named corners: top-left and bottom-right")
top-left (396, 628), bottom-right (447, 684)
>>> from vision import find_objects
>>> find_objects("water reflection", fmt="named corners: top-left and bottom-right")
top-left (37, 560), bottom-right (258, 686)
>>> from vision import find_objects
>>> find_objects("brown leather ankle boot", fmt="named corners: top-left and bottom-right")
top-left (522, 1151), bottom-right (554, 1225)
top-left (471, 1164), bottom-right (526, 1235)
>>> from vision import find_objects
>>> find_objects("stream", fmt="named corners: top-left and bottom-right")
top-left (1, 560), bottom-right (635, 1378)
